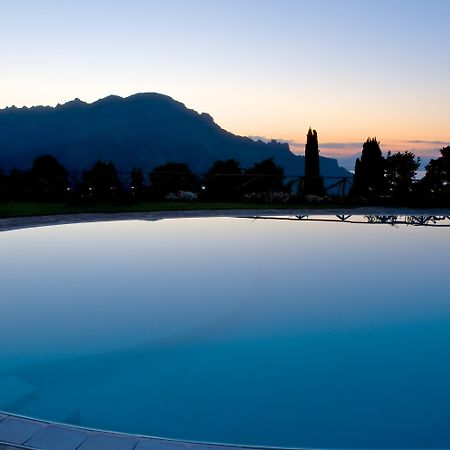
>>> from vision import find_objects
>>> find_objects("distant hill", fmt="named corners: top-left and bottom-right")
top-left (0, 93), bottom-right (350, 178)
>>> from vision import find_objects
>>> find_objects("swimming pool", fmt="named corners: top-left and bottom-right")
top-left (1, 215), bottom-right (450, 449)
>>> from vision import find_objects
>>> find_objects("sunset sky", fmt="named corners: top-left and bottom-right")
top-left (1, 0), bottom-right (449, 161)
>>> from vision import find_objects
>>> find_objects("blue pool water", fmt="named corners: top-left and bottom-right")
top-left (1, 216), bottom-right (450, 449)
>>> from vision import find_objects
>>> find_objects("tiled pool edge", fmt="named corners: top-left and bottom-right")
top-left (2, 207), bottom-right (450, 234)
top-left (0, 412), bottom-right (312, 450)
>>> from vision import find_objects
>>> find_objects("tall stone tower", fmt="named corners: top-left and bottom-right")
top-left (301, 128), bottom-right (324, 195)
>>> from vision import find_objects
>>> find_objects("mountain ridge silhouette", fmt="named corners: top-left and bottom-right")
top-left (0, 93), bottom-right (350, 177)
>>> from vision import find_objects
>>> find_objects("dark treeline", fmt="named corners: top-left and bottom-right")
top-left (1, 138), bottom-right (449, 205)
top-left (350, 138), bottom-right (450, 204)
top-left (0, 155), bottom-right (293, 203)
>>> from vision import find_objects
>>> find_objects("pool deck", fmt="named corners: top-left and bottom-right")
top-left (0, 412), bottom-right (290, 450)
top-left (1, 206), bottom-right (450, 233)
top-left (2, 207), bottom-right (450, 450)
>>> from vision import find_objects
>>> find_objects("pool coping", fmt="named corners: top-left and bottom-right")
top-left (0, 411), bottom-right (313, 450)
top-left (2, 207), bottom-right (450, 450)
top-left (2, 206), bottom-right (450, 233)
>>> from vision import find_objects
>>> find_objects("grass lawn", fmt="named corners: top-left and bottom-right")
top-left (0, 201), bottom-right (333, 218)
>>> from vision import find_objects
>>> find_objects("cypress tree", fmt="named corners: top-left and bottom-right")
top-left (301, 128), bottom-right (324, 196)
top-left (351, 137), bottom-right (385, 198)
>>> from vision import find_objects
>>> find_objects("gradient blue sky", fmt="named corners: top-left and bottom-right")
top-left (1, 0), bottom-right (449, 157)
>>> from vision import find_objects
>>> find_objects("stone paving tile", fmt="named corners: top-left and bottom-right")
top-left (76, 432), bottom-right (138, 450)
top-left (24, 424), bottom-right (89, 450)
top-left (197, 444), bottom-right (248, 450)
top-left (136, 440), bottom-right (250, 450)
top-left (0, 417), bottom-right (43, 445)
top-left (136, 438), bottom-right (192, 450)
top-left (190, 445), bottom-right (246, 450)
top-left (0, 445), bottom-right (32, 450)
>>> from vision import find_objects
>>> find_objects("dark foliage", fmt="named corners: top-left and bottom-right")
top-left (0, 168), bottom-right (6, 188)
top-left (420, 146), bottom-right (450, 201)
top-left (202, 159), bottom-right (243, 201)
top-left (351, 137), bottom-right (385, 198)
top-left (131, 168), bottom-right (144, 190)
top-left (82, 160), bottom-right (122, 200)
top-left (27, 154), bottom-right (69, 200)
top-left (130, 168), bottom-right (145, 199)
top-left (149, 162), bottom-right (200, 199)
top-left (301, 128), bottom-right (324, 196)
top-left (243, 158), bottom-right (285, 194)
top-left (384, 151), bottom-right (420, 200)
top-left (6, 169), bottom-right (27, 199)
top-left (3, 140), bottom-right (450, 205)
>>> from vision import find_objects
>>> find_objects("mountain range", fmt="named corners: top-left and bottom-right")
top-left (0, 93), bottom-right (350, 178)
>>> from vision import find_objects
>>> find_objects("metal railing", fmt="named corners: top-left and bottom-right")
top-left (248, 214), bottom-right (450, 227)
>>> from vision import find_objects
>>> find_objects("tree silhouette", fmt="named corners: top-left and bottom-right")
top-left (243, 158), bottom-right (285, 194)
top-left (384, 151), bottom-right (420, 200)
top-left (0, 168), bottom-right (7, 200)
top-left (203, 159), bottom-right (243, 201)
top-left (301, 128), bottom-right (324, 196)
top-left (5, 169), bottom-right (26, 199)
top-left (351, 137), bottom-right (385, 198)
top-left (131, 168), bottom-right (144, 190)
top-left (82, 160), bottom-right (121, 200)
top-left (130, 168), bottom-right (144, 199)
top-left (28, 154), bottom-right (68, 199)
top-left (149, 162), bottom-right (199, 199)
top-left (421, 146), bottom-right (450, 200)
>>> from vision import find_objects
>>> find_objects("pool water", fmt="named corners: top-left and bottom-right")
top-left (1, 216), bottom-right (450, 449)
